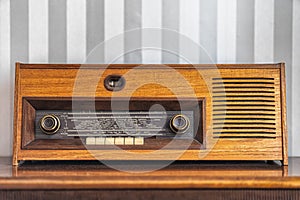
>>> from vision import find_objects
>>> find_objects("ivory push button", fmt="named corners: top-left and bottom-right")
top-left (96, 137), bottom-right (105, 145)
top-left (115, 137), bottom-right (124, 145)
top-left (86, 137), bottom-right (96, 145)
top-left (105, 137), bottom-right (115, 145)
top-left (124, 137), bottom-right (134, 145)
top-left (134, 137), bottom-right (144, 145)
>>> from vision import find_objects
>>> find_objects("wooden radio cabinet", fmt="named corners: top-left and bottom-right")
top-left (13, 63), bottom-right (287, 165)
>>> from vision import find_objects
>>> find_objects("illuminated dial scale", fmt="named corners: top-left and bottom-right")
top-left (35, 111), bottom-right (194, 145)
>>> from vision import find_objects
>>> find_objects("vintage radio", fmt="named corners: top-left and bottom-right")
top-left (13, 63), bottom-right (287, 165)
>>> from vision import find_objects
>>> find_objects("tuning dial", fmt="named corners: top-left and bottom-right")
top-left (40, 114), bottom-right (60, 135)
top-left (169, 114), bottom-right (190, 134)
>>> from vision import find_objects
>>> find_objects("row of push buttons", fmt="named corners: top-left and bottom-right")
top-left (86, 137), bottom-right (144, 145)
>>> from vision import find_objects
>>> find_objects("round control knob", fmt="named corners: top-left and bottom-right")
top-left (104, 75), bottom-right (126, 91)
top-left (40, 114), bottom-right (60, 135)
top-left (169, 114), bottom-right (190, 134)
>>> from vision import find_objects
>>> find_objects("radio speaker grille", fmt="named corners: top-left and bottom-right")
top-left (212, 77), bottom-right (277, 139)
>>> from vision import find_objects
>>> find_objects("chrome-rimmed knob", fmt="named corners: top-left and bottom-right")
top-left (169, 114), bottom-right (190, 134)
top-left (40, 114), bottom-right (60, 135)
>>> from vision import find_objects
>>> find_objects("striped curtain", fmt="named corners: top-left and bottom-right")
top-left (0, 0), bottom-right (299, 156)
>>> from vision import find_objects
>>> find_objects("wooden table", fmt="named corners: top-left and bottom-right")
top-left (1, 157), bottom-right (300, 200)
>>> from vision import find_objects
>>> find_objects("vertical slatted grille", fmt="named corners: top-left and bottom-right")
top-left (212, 77), bottom-right (277, 139)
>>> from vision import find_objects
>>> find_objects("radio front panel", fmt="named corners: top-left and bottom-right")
top-left (22, 98), bottom-right (203, 150)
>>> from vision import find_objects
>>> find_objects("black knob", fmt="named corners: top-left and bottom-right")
top-left (169, 114), bottom-right (190, 134)
top-left (40, 114), bottom-right (60, 135)
top-left (104, 75), bottom-right (125, 91)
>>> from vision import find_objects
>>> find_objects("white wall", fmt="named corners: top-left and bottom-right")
top-left (0, 0), bottom-right (299, 156)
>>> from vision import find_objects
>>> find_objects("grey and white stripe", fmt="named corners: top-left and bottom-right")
top-left (0, 0), bottom-right (11, 156)
top-left (217, 0), bottom-right (237, 63)
top-left (49, 0), bottom-right (67, 63)
top-left (67, 0), bottom-right (86, 63)
top-left (142, 0), bottom-right (162, 63)
top-left (0, 0), bottom-right (299, 156)
top-left (29, 0), bottom-right (48, 62)
top-left (254, 0), bottom-right (274, 62)
top-left (236, 0), bottom-right (254, 62)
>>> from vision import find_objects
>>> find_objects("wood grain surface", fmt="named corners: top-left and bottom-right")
top-left (0, 157), bottom-right (298, 190)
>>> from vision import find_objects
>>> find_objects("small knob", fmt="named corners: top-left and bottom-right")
top-left (169, 114), bottom-right (190, 134)
top-left (40, 114), bottom-right (60, 135)
top-left (104, 75), bottom-right (125, 91)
